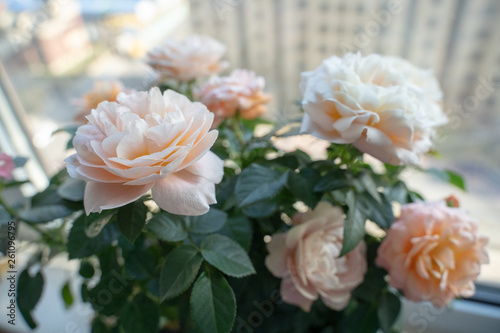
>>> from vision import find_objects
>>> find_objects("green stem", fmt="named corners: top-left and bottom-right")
top-left (188, 234), bottom-right (201, 252)
top-left (228, 115), bottom-right (245, 146)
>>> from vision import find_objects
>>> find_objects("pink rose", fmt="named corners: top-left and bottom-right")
top-left (300, 53), bottom-right (447, 165)
top-left (376, 201), bottom-right (489, 307)
top-left (147, 35), bottom-right (228, 82)
top-left (195, 69), bottom-right (271, 128)
top-left (0, 152), bottom-right (15, 180)
top-left (74, 81), bottom-right (126, 124)
top-left (265, 202), bottom-right (367, 312)
top-left (65, 87), bottom-right (224, 216)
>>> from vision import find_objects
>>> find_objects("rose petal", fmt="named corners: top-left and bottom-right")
top-left (84, 181), bottom-right (153, 214)
top-left (151, 169), bottom-right (217, 215)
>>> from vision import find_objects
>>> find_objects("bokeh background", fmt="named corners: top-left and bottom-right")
top-left (0, 0), bottom-right (499, 332)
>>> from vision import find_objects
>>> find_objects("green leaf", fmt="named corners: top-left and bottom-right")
top-left (341, 190), bottom-right (366, 256)
top-left (218, 215), bottom-right (252, 252)
top-left (187, 209), bottom-right (227, 234)
top-left (235, 164), bottom-right (289, 207)
top-left (190, 271), bottom-right (236, 333)
top-left (57, 178), bottom-right (85, 201)
top-left (359, 192), bottom-right (394, 229)
top-left (121, 293), bottom-right (159, 333)
top-left (117, 201), bottom-right (148, 244)
top-left (241, 200), bottom-right (278, 218)
top-left (386, 181), bottom-right (408, 204)
top-left (147, 211), bottom-right (187, 242)
top-left (359, 172), bottom-right (381, 203)
top-left (17, 269), bottom-right (44, 329)
top-left (340, 302), bottom-right (379, 333)
top-left (378, 291), bottom-right (401, 333)
top-left (13, 156), bottom-right (28, 167)
top-left (67, 213), bottom-right (120, 259)
top-left (313, 170), bottom-right (350, 192)
top-left (201, 234), bottom-right (255, 278)
top-left (20, 185), bottom-right (81, 223)
top-left (19, 205), bottom-right (75, 223)
top-left (122, 246), bottom-right (156, 280)
top-left (85, 211), bottom-right (115, 238)
top-left (287, 168), bottom-right (321, 209)
top-left (62, 281), bottom-right (74, 309)
top-left (87, 248), bottom-right (132, 316)
top-left (269, 150), bottom-right (311, 169)
top-left (426, 168), bottom-right (466, 190)
top-left (160, 245), bottom-right (203, 301)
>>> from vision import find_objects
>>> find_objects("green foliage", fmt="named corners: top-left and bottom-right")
top-left (15, 107), bottom-right (465, 333)
top-left (67, 212), bottom-right (120, 259)
top-left (191, 271), bottom-right (236, 333)
top-left (341, 190), bottom-right (367, 256)
top-left (426, 168), bottom-right (466, 190)
top-left (235, 164), bottom-right (289, 208)
top-left (117, 201), bottom-right (148, 244)
top-left (201, 234), bottom-right (256, 278)
top-left (121, 293), bottom-right (160, 333)
top-left (378, 291), bottom-right (402, 333)
top-left (147, 208), bottom-right (227, 242)
top-left (61, 281), bottom-right (74, 309)
top-left (17, 269), bottom-right (44, 329)
top-left (160, 245), bottom-right (203, 301)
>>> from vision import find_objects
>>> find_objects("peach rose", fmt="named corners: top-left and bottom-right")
top-left (195, 69), bottom-right (271, 128)
top-left (147, 35), bottom-right (228, 82)
top-left (265, 202), bottom-right (367, 312)
top-left (0, 152), bottom-right (15, 180)
top-left (74, 81), bottom-right (126, 124)
top-left (300, 53), bottom-right (447, 165)
top-left (376, 201), bottom-right (489, 307)
top-left (65, 87), bottom-right (224, 216)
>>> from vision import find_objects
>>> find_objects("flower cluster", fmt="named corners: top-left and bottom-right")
top-left (19, 35), bottom-right (486, 333)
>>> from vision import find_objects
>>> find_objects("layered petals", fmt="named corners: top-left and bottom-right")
top-left (376, 201), bottom-right (489, 307)
top-left (147, 35), bottom-right (228, 82)
top-left (300, 53), bottom-right (447, 165)
top-left (195, 69), bottom-right (271, 128)
top-left (265, 201), bottom-right (367, 312)
top-left (66, 87), bottom-right (223, 216)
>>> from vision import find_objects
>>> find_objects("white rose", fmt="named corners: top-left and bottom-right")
top-left (300, 53), bottom-right (447, 165)
top-left (147, 35), bottom-right (229, 82)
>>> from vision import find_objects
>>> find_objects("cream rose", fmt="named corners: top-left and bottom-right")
top-left (376, 201), bottom-right (489, 307)
top-left (74, 81), bottom-right (126, 124)
top-left (65, 87), bottom-right (224, 216)
top-left (147, 35), bottom-right (228, 82)
top-left (195, 69), bottom-right (271, 127)
top-left (265, 201), bottom-right (367, 312)
top-left (0, 152), bottom-right (15, 180)
top-left (300, 53), bottom-right (447, 165)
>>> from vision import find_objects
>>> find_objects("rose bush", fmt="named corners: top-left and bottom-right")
top-left (9, 37), bottom-right (490, 333)
top-left (66, 87), bottom-right (223, 215)
top-left (147, 35), bottom-right (228, 82)
top-left (265, 201), bottom-right (367, 312)
top-left (376, 201), bottom-right (489, 307)
top-left (300, 53), bottom-right (447, 165)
